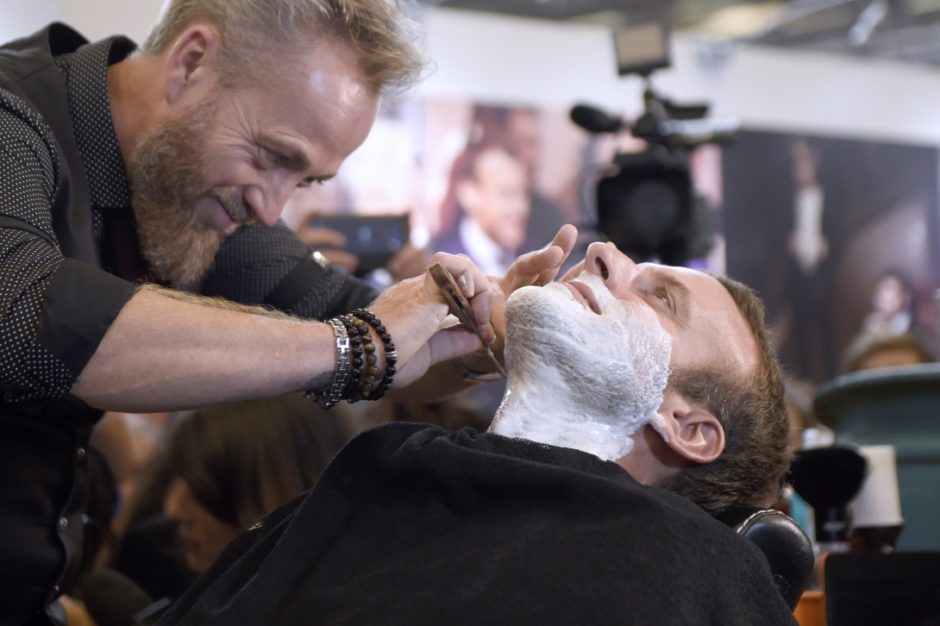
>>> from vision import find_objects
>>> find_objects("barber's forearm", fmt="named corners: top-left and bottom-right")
top-left (72, 287), bottom-right (334, 412)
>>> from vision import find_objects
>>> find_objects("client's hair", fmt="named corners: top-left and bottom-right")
top-left (661, 276), bottom-right (790, 515)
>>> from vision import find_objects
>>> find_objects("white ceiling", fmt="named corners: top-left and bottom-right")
top-left (418, 0), bottom-right (940, 67)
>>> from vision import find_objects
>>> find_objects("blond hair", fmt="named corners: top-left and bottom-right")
top-left (142, 0), bottom-right (426, 95)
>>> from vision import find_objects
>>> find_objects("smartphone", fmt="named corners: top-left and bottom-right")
top-left (311, 214), bottom-right (409, 275)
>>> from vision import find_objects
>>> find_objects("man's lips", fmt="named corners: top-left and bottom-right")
top-left (208, 195), bottom-right (249, 232)
top-left (564, 281), bottom-right (601, 315)
top-left (210, 187), bottom-right (251, 219)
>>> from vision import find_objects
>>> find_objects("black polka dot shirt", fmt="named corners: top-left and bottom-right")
top-left (0, 35), bottom-right (137, 403)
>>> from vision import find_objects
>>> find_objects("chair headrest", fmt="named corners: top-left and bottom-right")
top-left (719, 507), bottom-right (816, 610)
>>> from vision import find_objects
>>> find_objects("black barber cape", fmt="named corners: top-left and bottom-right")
top-left (159, 423), bottom-right (796, 626)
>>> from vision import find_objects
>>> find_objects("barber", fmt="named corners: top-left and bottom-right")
top-left (0, 2), bottom-right (575, 623)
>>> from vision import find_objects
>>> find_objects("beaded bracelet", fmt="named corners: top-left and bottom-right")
top-left (307, 317), bottom-right (350, 409)
top-left (347, 315), bottom-right (378, 401)
top-left (306, 311), bottom-right (397, 407)
top-left (351, 308), bottom-right (397, 401)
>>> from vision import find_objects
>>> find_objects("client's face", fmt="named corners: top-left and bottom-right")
top-left (164, 477), bottom-right (240, 573)
top-left (493, 244), bottom-right (673, 459)
top-left (500, 269), bottom-right (671, 453)
top-left (561, 242), bottom-right (759, 377)
top-left (491, 242), bottom-right (757, 461)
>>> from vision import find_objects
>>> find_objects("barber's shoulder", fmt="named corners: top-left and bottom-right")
top-left (0, 87), bottom-right (60, 184)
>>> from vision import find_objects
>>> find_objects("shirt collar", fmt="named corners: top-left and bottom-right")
top-left (459, 217), bottom-right (516, 275)
top-left (56, 35), bottom-right (137, 209)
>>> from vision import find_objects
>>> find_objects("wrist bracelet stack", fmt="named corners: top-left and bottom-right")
top-left (305, 309), bottom-right (398, 409)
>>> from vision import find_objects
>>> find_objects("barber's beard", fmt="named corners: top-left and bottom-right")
top-left (127, 102), bottom-right (227, 290)
top-left (490, 277), bottom-right (672, 461)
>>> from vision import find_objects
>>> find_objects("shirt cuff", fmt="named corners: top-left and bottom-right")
top-left (38, 259), bottom-right (138, 379)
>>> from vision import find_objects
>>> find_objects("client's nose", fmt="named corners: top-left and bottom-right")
top-left (584, 242), bottom-right (634, 288)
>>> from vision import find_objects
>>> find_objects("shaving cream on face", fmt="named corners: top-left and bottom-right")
top-left (489, 274), bottom-right (672, 461)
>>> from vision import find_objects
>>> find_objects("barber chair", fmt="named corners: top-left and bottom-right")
top-left (719, 507), bottom-right (815, 610)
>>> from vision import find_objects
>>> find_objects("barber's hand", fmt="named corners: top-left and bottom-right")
top-left (492, 224), bottom-right (578, 349)
top-left (369, 252), bottom-right (495, 388)
top-left (455, 225), bottom-right (577, 378)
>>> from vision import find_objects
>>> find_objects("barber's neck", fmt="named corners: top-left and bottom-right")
top-left (108, 55), bottom-right (164, 165)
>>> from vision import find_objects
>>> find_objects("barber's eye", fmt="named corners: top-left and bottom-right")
top-left (257, 147), bottom-right (286, 169)
top-left (268, 150), bottom-right (287, 166)
top-left (297, 177), bottom-right (323, 189)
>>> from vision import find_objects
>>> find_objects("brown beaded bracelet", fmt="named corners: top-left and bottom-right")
top-left (351, 308), bottom-right (397, 401)
top-left (347, 315), bottom-right (380, 401)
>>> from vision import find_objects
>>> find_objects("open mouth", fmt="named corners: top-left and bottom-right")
top-left (565, 281), bottom-right (602, 315)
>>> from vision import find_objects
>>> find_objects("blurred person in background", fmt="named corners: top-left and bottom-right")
top-left (470, 105), bottom-right (568, 251)
top-left (842, 331), bottom-right (934, 373)
top-left (52, 396), bottom-right (356, 626)
top-left (281, 179), bottom-right (429, 283)
top-left (131, 395), bottom-right (355, 583)
top-left (433, 140), bottom-right (532, 275)
top-left (89, 411), bottom-right (174, 544)
top-left (861, 271), bottom-right (915, 336)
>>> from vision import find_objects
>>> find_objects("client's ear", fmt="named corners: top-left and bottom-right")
top-left (656, 390), bottom-right (725, 465)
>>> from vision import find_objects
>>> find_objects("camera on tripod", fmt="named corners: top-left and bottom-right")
top-left (571, 21), bottom-right (737, 266)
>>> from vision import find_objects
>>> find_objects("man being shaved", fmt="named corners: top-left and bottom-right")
top-left (160, 236), bottom-right (796, 626)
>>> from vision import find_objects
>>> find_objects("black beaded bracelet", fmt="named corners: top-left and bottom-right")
top-left (351, 309), bottom-right (397, 401)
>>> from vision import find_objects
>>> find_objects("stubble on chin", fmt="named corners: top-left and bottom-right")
top-left (127, 102), bottom-right (227, 290)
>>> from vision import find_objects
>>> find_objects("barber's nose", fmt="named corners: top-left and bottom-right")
top-left (583, 241), bottom-right (634, 288)
top-left (243, 186), bottom-right (277, 227)
top-left (245, 178), bottom-right (295, 227)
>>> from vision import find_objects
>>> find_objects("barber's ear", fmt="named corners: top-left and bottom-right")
top-left (656, 390), bottom-right (725, 465)
top-left (164, 25), bottom-right (219, 105)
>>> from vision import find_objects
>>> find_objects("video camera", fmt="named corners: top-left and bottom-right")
top-left (570, 22), bottom-right (737, 266)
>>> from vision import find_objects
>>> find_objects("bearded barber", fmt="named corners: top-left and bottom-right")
top-left (0, 3), bottom-right (577, 623)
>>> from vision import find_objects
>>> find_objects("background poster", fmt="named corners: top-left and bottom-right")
top-left (283, 98), bottom-right (594, 272)
top-left (720, 130), bottom-right (940, 382)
